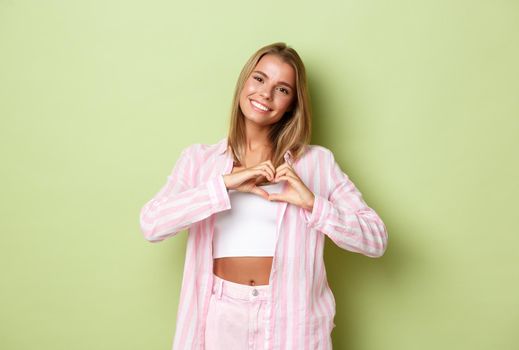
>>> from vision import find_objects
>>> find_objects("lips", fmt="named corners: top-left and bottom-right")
top-left (250, 99), bottom-right (272, 112)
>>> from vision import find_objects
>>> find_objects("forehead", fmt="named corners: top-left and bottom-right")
top-left (254, 54), bottom-right (296, 85)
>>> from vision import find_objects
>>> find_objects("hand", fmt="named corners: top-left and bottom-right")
top-left (268, 162), bottom-right (315, 211)
top-left (223, 160), bottom-right (276, 200)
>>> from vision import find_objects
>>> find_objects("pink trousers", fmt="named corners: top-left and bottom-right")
top-left (204, 273), bottom-right (271, 350)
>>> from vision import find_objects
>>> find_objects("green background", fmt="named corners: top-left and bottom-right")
top-left (1, 0), bottom-right (518, 349)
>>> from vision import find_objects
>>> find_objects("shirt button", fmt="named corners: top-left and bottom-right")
top-left (252, 289), bottom-right (258, 296)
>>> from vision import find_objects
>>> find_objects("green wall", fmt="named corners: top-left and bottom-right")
top-left (1, 1), bottom-right (518, 349)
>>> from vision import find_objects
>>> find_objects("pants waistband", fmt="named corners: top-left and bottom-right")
top-left (212, 273), bottom-right (270, 301)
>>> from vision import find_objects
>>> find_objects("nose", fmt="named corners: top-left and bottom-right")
top-left (259, 84), bottom-right (272, 99)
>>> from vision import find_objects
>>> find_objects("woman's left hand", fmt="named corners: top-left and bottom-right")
top-left (268, 162), bottom-right (315, 211)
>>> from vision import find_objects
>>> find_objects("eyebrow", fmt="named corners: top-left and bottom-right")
top-left (252, 70), bottom-right (294, 91)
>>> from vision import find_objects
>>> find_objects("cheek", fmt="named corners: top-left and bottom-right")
top-left (279, 96), bottom-right (295, 110)
top-left (239, 88), bottom-right (251, 109)
top-left (239, 87), bottom-right (248, 101)
top-left (240, 84), bottom-right (252, 100)
top-left (243, 81), bottom-right (256, 94)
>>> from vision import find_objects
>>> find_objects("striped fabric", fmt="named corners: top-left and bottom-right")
top-left (139, 137), bottom-right (388, 350)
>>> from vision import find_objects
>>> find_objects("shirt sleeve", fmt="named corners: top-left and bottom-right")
top-left (298, 149), bottom-right (388, 257)
top-left (139, 145), bottom-right (231, 243)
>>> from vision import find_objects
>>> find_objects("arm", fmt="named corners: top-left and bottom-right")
top-left (139, 145), bottom-right (231, 243)
top-left (299, 150), bottom-right (388, 257)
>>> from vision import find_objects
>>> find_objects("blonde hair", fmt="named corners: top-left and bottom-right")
top-left (225, 42), bottom-right (312, 168)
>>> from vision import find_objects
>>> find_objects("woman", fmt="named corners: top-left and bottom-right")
top-left (139, 42), bottom-right (388, 350)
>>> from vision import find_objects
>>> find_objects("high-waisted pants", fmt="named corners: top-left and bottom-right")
top-left (204, 273), bottom-right (270, 350)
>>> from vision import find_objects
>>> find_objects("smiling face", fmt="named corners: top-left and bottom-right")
top-left (239, 54), bottom-right (297, 128)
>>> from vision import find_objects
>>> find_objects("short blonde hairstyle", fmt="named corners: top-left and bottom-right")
top-left (225, 42), bottom-right (312, 168)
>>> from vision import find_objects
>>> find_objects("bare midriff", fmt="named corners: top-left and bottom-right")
top-left (214, 161), bottom-right (274, 286)
top-left (213, 257), bottom-right (273, 286)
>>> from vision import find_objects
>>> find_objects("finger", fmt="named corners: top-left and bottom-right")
top-left (261, 160), bottom-right (276, 178)
top-left (254, 164), bottom-right (274, 181)
top-left (262, 164), bottom-right (275, 181)
top-left (276, 163), bottom-right (296, 178)
top-left (268, 192), bottom-right (283, 202)
top-left (273, 175), bottom-right (298, 185)
top-left (275, 162), bottom-right (289, 173)
top-left (274, 166), bottom-right (288, 179)
top-left (250, 186), bottom-right (269, 200)
top-left (251, 168), bottom-right (272, 181)
top-left (254, 160), bottom-right (276, 175)
top-left (255, 175), bottom-right (269, 185)
top-left (274, 168), bottom-right (298, 181)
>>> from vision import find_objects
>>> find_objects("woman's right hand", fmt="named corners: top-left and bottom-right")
top-left (222, 160), bottom-right (276, 200)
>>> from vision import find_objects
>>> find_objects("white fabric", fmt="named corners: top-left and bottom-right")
top-left (212, 181), bottom-right (284, 258)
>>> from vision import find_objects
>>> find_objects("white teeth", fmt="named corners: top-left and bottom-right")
top-left (251, 100), bottom-right (270, 111)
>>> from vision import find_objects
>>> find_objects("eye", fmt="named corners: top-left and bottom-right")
top-left (278, 87), bottom-right (290, 95)
top-left (253, 75), bottom-right (263, 82)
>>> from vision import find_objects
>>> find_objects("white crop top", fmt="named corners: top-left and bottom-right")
top-left (212, 181), bottom-right (284, 258)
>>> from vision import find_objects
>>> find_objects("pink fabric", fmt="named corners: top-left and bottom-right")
top-left (205, 274), bottom-right (270, 350)
top-left (139, 137), bottom-right (389, 349)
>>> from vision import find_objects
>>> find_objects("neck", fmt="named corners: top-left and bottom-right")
top-left (244, 123), bottom-right (273, 155)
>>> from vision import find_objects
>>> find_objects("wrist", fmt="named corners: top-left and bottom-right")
top-left (304, 195), bottom-right (315, 211)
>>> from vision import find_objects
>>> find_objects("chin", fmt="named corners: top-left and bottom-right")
top-left (244, 115), bottom-right (274, 127)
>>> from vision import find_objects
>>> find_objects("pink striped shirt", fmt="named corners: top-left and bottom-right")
top-left (139, 136), bottom-right (388, 350)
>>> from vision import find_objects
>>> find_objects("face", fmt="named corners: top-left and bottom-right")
top-left (239, 54), bottom-right (296, 127)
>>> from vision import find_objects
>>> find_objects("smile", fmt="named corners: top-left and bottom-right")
top-left (250, 99), bottom-right (271, 112)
